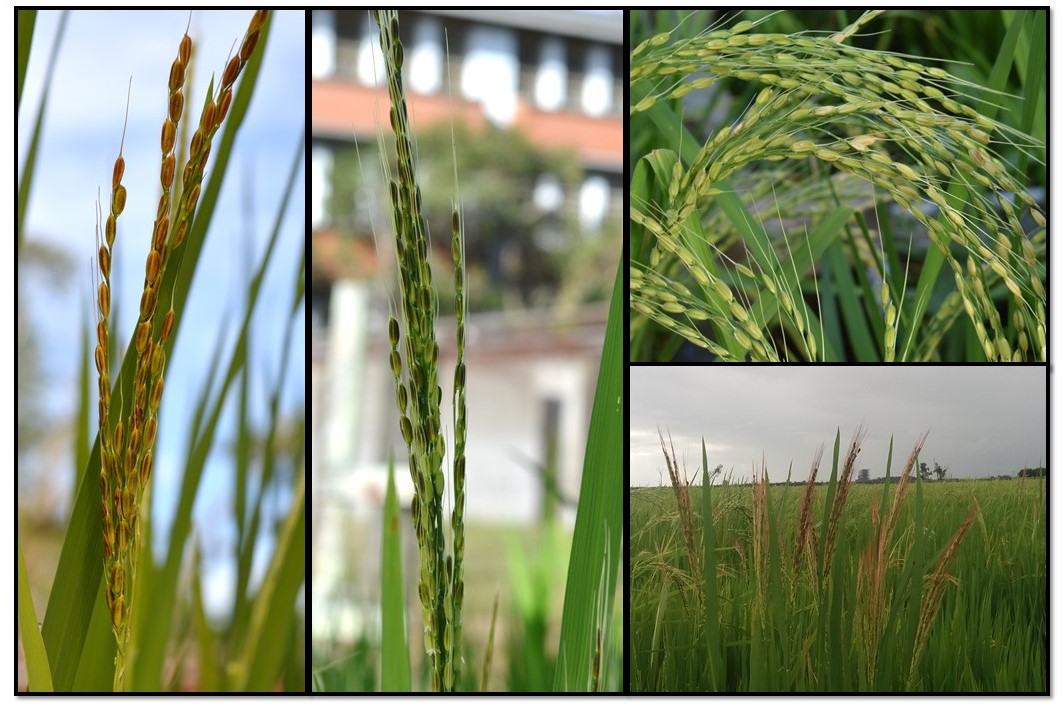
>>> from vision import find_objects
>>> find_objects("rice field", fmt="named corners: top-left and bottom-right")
top-left (629, 431), bottom-right (1046, 693)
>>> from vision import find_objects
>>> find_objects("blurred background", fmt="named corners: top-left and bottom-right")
top-left (17, 10), bottom-right (305, 690)
top-left (309, 9), bottom-right (622, 691)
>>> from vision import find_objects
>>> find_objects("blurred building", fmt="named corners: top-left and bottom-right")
top-left (310, 10), bottom-right (621, 642)
top-left (311, 9), bottom-right (623, 236)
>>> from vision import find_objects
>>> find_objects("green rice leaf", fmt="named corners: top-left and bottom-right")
top-left (40, 461), bottom-right (113, 690)
top-left (700, 438), bottom-right (721, 690)
top-left (18, 543), bottom-right (53, 692)
top-left (18, 11), bottom-right (65, 254)
top-left (899, 244), bottom-right (945, 360)
top-left (480, 593), bottom-right (500, 692)
top-left (1016, 11), bottom-right (1046, 172)
top-left (231, 345), bottom-right (252, 642)
top-left (553, 259), bottom-right (623, 692)
top-left (982, 10), bottom-right (1025, 122)
top-left (191, 543), bottom-right (222, 692)
top-left (132, 127), bottom-right (302, 691)
top-left (75, 295), bottom-right (90, 489)
top-left (229, 465), bottom-right (305, 691)
top-left (233, 241), bottom-right (304, 650)
top-left (17, 10), bottom-right (35, 109)
top-left (380, 455), bottom-right (411, 691)
top-left (825, 239), bottom-right (876, 361)
top-left (69, 579), bottom-right (112, 690)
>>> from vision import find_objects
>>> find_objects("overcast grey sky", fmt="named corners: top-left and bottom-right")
top-left (630, 367), bottom-right (1047, 486)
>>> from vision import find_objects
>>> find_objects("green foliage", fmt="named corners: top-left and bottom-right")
top-left (18, 545), bottom-right (53, 692)
top-left (326, 120), bottom-right (596, 311)
top-left (504, 529), bottom-right (560, 692)
top-left (379, 457), bottom-right (411, 690)
top-left (631, 445), bottom-right (1046, 692)
top-left (313, 636), bottom-right (377, 693)
top-left (552, 260), bottom-right (623, 692)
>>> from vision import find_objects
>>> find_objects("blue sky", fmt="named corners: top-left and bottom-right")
top-left (18, 10), bottom-right (305, 619)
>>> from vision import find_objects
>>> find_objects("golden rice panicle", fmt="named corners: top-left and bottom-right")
top-left (97, 81), bottom-right (139, 693)
top-left (172, 10), bottom-right (267, 253)
top-left (95, 14), bottom-right (270, 690)
top-left (97, 82), bottom-right (133, 653)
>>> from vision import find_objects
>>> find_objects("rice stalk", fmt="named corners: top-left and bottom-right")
top-left (820, 427), bottom-right (867, 577)
top-left (906, 501), bottom-right (978, 689)
top-left (658, 429), bottom-right (700, 587)
top-left (791, 445), bottom-right (823, 577)
top-left (95, 11), bottom-right (267, 690)
top-left (856, 432), bottom-right (926, 684)
top-left (374, 9), bottom-right (466, 692)
top-left (479, 593), bottom-right (499, 691)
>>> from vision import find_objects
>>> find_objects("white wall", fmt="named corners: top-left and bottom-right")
top-left (311, 10), bottom-right (335, 79)
top-left (534, 38), bottom-right (567, 111)
top-left (310, 146), bottom-right (331, 229)
top-left (460, 25), bottom-right (518, 126)
top-left (581, 44), bottom-right (613, 117)
top-left (409, 14), bottom-right (443, 94)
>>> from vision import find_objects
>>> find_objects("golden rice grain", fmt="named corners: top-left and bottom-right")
top-left (168, 90), bottom-right (183, 123)
top-left (112, 155), bottom-right (125, 191)
top-left (161, 119), bottom-right (176, 154)
top-left (111, 185), bottom-right (127, 215)
top-left (222, 55), bottom-right (240, 89)
top-left (168, 58), bottom-right (185, 92)
top-left (161, 154), bottom-right (175, 188)
top-left (217, 88), bottom-right (233, 124)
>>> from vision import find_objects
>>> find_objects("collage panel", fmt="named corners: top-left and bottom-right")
top-left (629, 366), bottom-right (1047, 694)
top-left (17, 9), bottom-right (305, 693)
top-left (630, 10), bottom-right (1045, 362)
top-left (309, 9), bottom-right (623, 693)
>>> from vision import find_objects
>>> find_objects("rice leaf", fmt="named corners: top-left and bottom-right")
top-left (480, 593), bottom-right (500, 692)
top-left (16, 10), bottom-right (35, 108)
top-left (553, 259), bottom-right (623, 692)
top-left (131, 129), bottom-right (303, 691)
top-left (17, 10), bottom-right (65, 254)
top-left (825, 239), bottom-right (876, 361)
top-left (40, 464), bottom-right (112, 690)
top-left (231, 345), bottom-right (252, 642)
top-left (18, 543), bottom-right (53, 692)
top-left (700, 438), bottom-right (721, 690)
top-left (69, 580), bottom-right (113, 690)
top-left (75, 296), bottom-right (90, 489)
top-left (233, 242), bottom-right (304, 649)
top-left (899, 245), bottom-right (945, 360)
top-left (1016, 11), bottom-right (1046, 171)
top-left (380, 455), bottom-right (411, 691)
top-left (229, 464), bottom-right (305, 691)
top-left (191, 543), bottom-right (222, 692)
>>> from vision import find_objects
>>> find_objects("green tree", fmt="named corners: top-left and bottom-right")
top-left (325, 122), bottom-right (618, 311)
